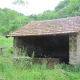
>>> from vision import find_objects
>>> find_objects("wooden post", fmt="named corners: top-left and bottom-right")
top-left (13, 37), bottom-right (19, 56)
top-left (0, 47), bottom-right (4, 54)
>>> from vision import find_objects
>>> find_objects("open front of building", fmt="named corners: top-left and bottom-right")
top-left (13, 34), bottom-right (69, 64)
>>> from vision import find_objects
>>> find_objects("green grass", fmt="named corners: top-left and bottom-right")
top-left (0, 36), bottom-right (13, 47)
top-left (0, 36), bottom-right (80, 80)
top-left (0, 56), bottom-right (80, 80)
top-left (0, 36), bottom-right (13, 55)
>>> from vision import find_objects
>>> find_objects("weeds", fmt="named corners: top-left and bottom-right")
top-left (1, 36), bottom-right (80, 80)
top-left (0, 55), bottom-right (80, 80)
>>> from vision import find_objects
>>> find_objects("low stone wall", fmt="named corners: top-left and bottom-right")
top-left (34, 58), bottom-right (60, 67)
top-left (13, 57), bottom-right (64, 67)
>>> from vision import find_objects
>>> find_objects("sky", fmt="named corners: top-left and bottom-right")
top-left (0, 0), bottom-right (62, 15)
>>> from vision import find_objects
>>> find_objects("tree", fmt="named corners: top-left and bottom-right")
top-left (0, 10), bottom-right (6, 25)
top-left (12, 0), bottom-right (28, 16)
top-left (12, 0), bottom-right (28, 25)
top-left (55, 0), bottom-right (70, 12)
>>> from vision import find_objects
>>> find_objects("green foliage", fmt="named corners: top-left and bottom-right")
top-left (64, 0), bottom-right (80, 16)
top-left (0, 0), bottom-right (80, 35)
top-left (56, 0), bottom-right (80, 18)
top-left (55, 0), bottom-right (70, 11)
top-left (37, 10), bottom-right (59, 20)
top-left (0, 36), bottom-right (13, 55)
top-left (0, 55), bottom-right (80, 80)
top-left (37, 0), bottom-right (80, 19)
top-left (0, 8), bottom-right (34, 35)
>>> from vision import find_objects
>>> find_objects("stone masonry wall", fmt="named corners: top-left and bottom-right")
top-left (69, 33), bottom-right (80, 65)
top-left (13, 37), bottom-right (19, 56)
top-left (77, 32), bottom-right (80, 64)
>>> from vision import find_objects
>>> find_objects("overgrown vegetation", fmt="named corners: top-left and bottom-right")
top-left (0, 36), bottom-right (80, 80)
top-left (0, 36), bottom-right (13, 55)
top-left (0, 54), bottom-right (80, 80)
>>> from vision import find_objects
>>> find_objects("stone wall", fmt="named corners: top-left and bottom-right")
top-left (13, 37), bottom-right (19, 56)
top-left (34, 58), bottom-right (60, 67)
top-left (77, 32), bottom-right (80, 64)
top-left (69, 33), bottom-right (80, 65)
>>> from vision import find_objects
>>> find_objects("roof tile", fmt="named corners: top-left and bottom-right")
top-left (6, 16), bottom-right (80, 37)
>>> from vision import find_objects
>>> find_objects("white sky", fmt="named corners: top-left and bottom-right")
top-left (0, 0), bottom-right (62, 15)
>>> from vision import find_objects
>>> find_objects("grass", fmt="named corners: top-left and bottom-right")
top-left (0, 36), bottom-right (80, 80)
top-left (0, 56), bottom-right (80, 80)
top-left (0, 36), bottom-right (13, 55)
top-left (0, 36), bottom-right (13, 47)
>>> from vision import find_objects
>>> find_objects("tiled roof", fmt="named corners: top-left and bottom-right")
top-left (6, 16), bottom-right (80, 37)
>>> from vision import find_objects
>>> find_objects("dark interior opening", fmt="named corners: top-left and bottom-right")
top-left (18, 34), bottom-right (69, 64)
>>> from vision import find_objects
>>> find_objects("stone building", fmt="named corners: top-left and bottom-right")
top-left (6, 16), bottom-right (80, 65)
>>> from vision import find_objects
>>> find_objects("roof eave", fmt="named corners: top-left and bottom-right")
top-left (6, 31), bottom-right (79, 37)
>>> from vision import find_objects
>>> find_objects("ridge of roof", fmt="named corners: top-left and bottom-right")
top-left (30, 16), bottom-right (80, 22)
